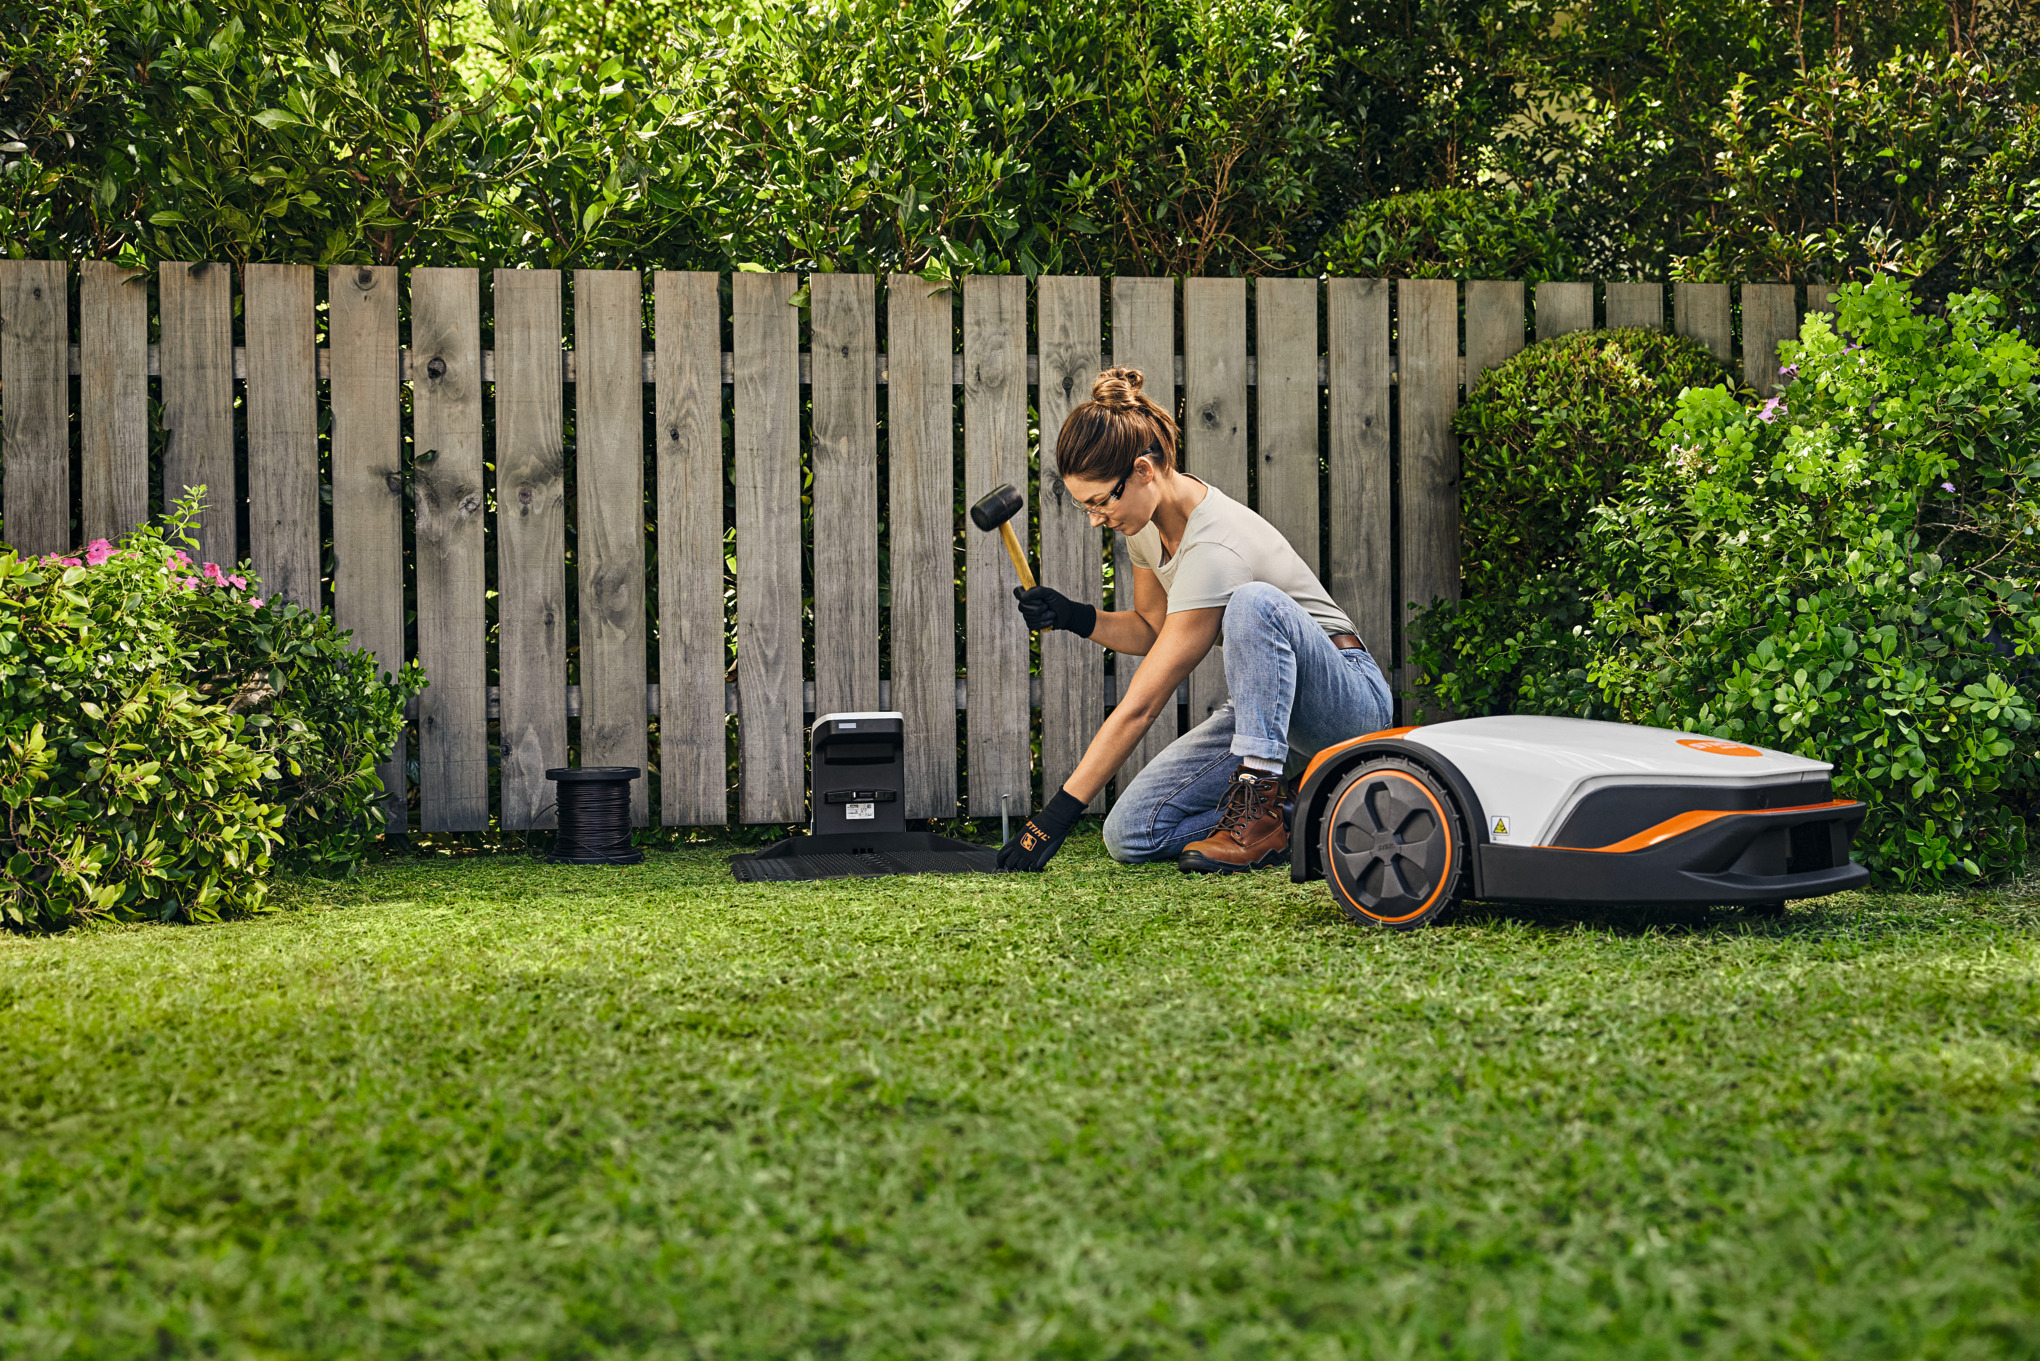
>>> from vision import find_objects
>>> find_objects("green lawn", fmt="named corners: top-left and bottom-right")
top-left (3, 832), bottom-right (2037, 1359)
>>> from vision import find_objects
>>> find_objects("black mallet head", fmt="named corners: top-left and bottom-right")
top-left (969, 483), bottom-right (1036, 590)
top-left (970, 483), bottom-right (1025, 532)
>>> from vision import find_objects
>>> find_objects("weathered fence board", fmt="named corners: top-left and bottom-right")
top-left (1606, 281), bottom-right (1665, 330)
top-left (733, 271), bottom-right (802, 824)
top-left (1255, 278), bottom-right (1320, 568)
top-left (1676, 282), bottom-right (1733, 361)
top-left (811, 273), bottom-right (881, 720)
top-left (410, 268), bottom-right (490, 832)
top-left (654, 270), bottom-right (728, 826)
top-left (1536, 281), bottom-right (1594, 341)
top-left (327, 264), bottom-right (407, 830)
top-left (887, 274), bottom-right (959, 821)
top-left (1182, 277), bottom-right (1246, 729)
top-left (159, 262), bottom-right (236, 565)
top-left (78, 262), bottom-right (148, 546)
top-left (242, 264), bottom-right (319, 609)
top-left (1742, 284), bottom-right (1800, 394)
top-left (964, 274), bottom-right (1031, 818)
top-left (1036, 275), bottom-right (1105, 809)
top-left (0, 260), bottom-right (69, 557)
top-left (1398, 279), bottom-right (1461, 695)
top-left (1109, 276), bottom-right (1180, 790)
top-left (1327, 278), bottom-right (1392, 667)
top-left (1465, 280), bottom-right (1525, 394)
top-left (495, 269), bottom-right (569, 831)
top-left (576, 270), bottom-right (652, 826)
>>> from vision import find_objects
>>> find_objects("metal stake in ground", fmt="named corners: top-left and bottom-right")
top-left (969, 483), bottom-right (1035, 590)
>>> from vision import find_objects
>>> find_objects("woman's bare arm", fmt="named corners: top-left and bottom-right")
top-left (1082, 565), bottom-right (1170, 656)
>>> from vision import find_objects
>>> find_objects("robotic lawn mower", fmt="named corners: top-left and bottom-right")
top-left (1291, 716), bottom-right (1870, 929)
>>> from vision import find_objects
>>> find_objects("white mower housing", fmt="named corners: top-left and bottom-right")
top-left (1290, 716), bottom-right (1869, 927)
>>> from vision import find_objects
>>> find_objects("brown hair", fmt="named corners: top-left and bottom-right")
top-left (1053, 366), bottom-right (1179, 484)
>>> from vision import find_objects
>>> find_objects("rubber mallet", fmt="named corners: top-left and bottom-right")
top-left (969, 483), bottom-right (1036, 590)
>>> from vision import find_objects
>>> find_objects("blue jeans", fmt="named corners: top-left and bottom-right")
top-left (1102, 582), bottom-right (1393, 863)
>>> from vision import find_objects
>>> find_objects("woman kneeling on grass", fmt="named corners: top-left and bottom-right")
top-left (996, 366), bottom-right (1392, 874)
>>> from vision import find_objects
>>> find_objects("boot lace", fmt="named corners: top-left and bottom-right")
top-left (1215, 771), bottom-right (1281, 843)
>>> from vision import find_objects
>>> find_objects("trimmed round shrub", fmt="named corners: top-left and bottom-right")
top-left (0, 497), bottom-right (421, 930)
top-left (1412, 327), bottom-right (1740, 716)
top-left (1458, 327), bottom-right (1739, 588)
top-left (1322, 187), bottom-right (1573, 281)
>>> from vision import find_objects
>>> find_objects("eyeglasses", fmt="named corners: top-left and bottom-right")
top-left (1073, 449), bottom-right (1159, 514)
top-left (1076, 471), bottom-right (1131, 515)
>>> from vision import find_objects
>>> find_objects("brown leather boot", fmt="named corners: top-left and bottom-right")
top-left (1178, 765), bottom-right (1292, 874)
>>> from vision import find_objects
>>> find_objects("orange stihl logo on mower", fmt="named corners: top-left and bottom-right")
top-left (1677, 738), bottom-right (1763, 757)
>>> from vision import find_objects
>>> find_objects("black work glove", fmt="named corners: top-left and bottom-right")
top-left (1013, 585), bottom-right (1096, 637)
top-left (997, 789), bottom-right (1086, 872)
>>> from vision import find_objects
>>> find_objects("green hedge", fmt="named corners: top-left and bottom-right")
top-left (1321, 187), bottom-right (1573, 281)
top-left (7, 0), bottom-right (2030, 280)
top-left (7, 0), bottom-right (1345, 276)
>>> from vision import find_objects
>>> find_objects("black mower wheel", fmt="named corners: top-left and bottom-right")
top-left (1320, 756), bottom-right (1467, 930)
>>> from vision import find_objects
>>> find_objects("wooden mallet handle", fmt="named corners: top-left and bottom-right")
top-left (998, 521), bottom-right (1037, 591)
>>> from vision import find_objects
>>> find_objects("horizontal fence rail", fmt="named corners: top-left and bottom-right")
top-left (0, 266), bottom-right (1811, 832)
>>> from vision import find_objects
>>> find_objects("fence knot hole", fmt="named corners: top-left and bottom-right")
top-left (426, 356), bottom-right (447, 380)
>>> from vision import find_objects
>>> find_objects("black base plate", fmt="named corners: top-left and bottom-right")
top-left (730, 831), bottom-right (1000, 883)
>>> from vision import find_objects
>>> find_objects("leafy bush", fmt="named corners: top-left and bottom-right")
top-left (1413, 279), bottom-right (2040, 886)
top-left (1320, 186), bottom-right (1573, 280)
top-left (1414, 327), bottom-right (1736, 715)
top-left (0, 498), bottom-right (419, 929)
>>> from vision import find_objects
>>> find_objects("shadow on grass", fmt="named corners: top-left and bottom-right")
top-left (1450, 884), bottom-right (2039, 940)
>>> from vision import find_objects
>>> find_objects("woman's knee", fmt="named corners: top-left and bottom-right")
top-left (1101, 808), bottom-right (1150, 861)
top-left (1102, 800), bottom-right (1182, 863)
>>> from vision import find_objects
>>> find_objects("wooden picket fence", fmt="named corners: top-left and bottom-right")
top-left (0, 265), bottom-right (1807, 833)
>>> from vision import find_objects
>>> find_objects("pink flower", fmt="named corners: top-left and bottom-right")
top-left (169, 549), bottom-right (190, 568)
top-left (252, 596), bottom-right (267, 608)
top-left (228, 574), bottom-right (247, 589)
top-left (182, 575), bottom-right (200, 589)
top-left (84, 539), bottom-right (113, 566)
top-left (1756, 396), bottom-right (1787, 424)
top-left (201, 562), bottom-right (225, 583)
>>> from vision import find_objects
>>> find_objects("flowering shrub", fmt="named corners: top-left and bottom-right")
top-left (1412, 278), bottom-right (2039, 886)
top-left (0, 496), bottom-right (422, 929)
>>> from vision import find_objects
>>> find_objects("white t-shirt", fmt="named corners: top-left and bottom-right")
top-left (1124, 482), bottom-right (1359, 644)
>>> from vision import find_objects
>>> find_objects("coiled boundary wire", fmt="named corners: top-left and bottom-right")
top-left (545, 767), bottom-right (644, 865)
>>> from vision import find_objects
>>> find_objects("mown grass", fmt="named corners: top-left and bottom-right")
top-left (2, 831), bottom-right (2037, 1359)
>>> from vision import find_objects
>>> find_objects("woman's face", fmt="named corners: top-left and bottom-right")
top-left (1062, 457), bottom-right (1158, 535)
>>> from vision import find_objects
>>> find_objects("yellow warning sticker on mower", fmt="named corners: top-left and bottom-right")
top-left (1488, 814), bottom-right (1513, 840)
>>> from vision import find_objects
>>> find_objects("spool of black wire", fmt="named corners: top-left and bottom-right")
top-left (544, 767), bottom-right (644, 865)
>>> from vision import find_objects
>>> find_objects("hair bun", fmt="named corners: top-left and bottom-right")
top-left (1090, 366), bottom-right (1146, 408)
